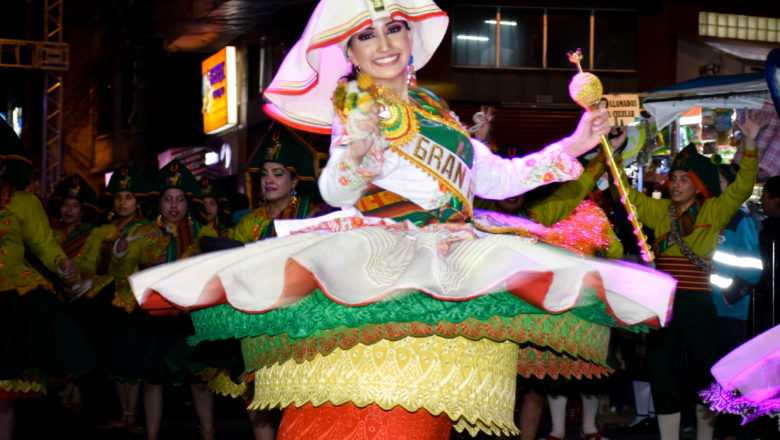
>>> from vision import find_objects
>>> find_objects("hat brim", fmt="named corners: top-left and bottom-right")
top-left (263, 0), bottom-right (448, 133)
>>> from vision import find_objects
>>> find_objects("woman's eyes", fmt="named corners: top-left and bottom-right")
top-left (260, 171), bottom-right (286, 178)
top-left (357, 31), bottom-right (375, 41)
top-left (356, 24), bottom-right (403, 41)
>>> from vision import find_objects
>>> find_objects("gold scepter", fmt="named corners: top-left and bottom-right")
top-left (566, 49), bottom-right (654, 262)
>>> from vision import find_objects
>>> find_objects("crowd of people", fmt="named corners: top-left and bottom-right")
top-left (2, 0), bottom-right (780, 440)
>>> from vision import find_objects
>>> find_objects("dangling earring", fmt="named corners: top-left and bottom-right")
top-left (407, 56), bottom-right (416, 87)
top-left (355, 64), bottom-right (362, 74)
top-left (156, 214), bottom-right (163, 227)
top-left (290, 189), bottom-right (299, 208)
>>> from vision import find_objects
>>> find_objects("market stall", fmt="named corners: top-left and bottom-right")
top-left (641, 68), bottom-right (780, 180)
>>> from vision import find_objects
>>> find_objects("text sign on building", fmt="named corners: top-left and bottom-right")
top-left (603, 94), bottom-right (641, 126)
top-left (202, 46), bottom-right (237, 134)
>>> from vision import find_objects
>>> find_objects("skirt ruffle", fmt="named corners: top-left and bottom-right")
top-left (132, 222), bottom-right (676, 327)
top-left (699, 324), bottom-right (780, 425)
top-left (130, 219), bottom-right (676, 435)
top-left (0, 288), bottom-right (95, 398)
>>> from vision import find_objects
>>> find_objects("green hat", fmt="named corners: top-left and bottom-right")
top-left (199, 177), bottom-right (228, 203)
top-left (152, 159), bottom-right (202, 198)
top-left (152, 159), bottom-right (205, 221)
top-left (669, 143), bottom-right (721, 199)
top-left (248, 125), bottom-right (317, 198)
top-left (106, 164), bottom-right (149, 197)
top-left (0, 121), bottom-right (33, 190)
top-left (49, 173), bottom-right (101, 220)
top-left (199, 177), bottom-right (230, 221)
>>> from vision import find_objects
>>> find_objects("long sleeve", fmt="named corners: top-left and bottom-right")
top-left (472, 140), bottom-right (584, 200)
top-left (621, 167), bottom-right (669, 232)
top-left (19, 192), bottom-right (66, 272)
top-left (719, 214), bottom-right (763, 286)
top-left (111, 222), bottom-right (148, 279)
top-left (77, 225), bottom-right (108, 277)
top-left (526, 155), bottom-right (605, 227)
top-left (707, 147), bottom-right (759, 232)
top-left (232, 213), bottom-right (256, 243)
top-left (232, 208), bottom-right (274, 243)
top-left (604, 225), bottom-right (624, 259)
top-left (318, 119), bottom-right (385, 207)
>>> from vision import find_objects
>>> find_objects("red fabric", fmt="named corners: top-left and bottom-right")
top-left (277, 402), bottom-right (452, 440)
top-left (505, 271), bottom-right (554, 308)
top-left (655, 256), bottom-right (711, 292)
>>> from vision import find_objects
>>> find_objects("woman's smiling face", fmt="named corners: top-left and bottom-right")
top-left (261, 162), bottom-right (298, 204)
top-left (346, 17), bottom-right (412, 84)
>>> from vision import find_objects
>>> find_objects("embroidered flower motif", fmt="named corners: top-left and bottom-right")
top-left (334, 144), bottom-right (383, 189)
top-left (428, 183), bottom-right (452, 208)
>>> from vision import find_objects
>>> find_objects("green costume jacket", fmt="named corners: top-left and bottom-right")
top-left (0, 188), bottom-right (67, 295)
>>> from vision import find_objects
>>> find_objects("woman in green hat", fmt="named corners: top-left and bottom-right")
top-left (0, 122), bottom-right (94, 439)
top-left (48, 174), bottom-right (101, 268)
top-left (199, 177), bottom-right (232, 238)
top-left (616, 112), bottom-right (766, 439)
top-left (214, 124), bottom-right (319, 440)
top-left (112, 158), bottom-right (217, 440)
top-left (232, 125), bottom-right (318, 242)
top-left (78, 164), bottom-right (149, 434)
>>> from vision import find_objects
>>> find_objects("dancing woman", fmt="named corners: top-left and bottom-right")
top-left (199, 177), bottom-right (232, 238)
top-left (211, 126), bottom-right (318, 439)
top-left (113, 159), bottom-right (217, 440)
top-left (48, 174), bottom-right (100, 269)
top-left (131, 1), bottom-right (676, 438)
top-left (78, 165), bottom-right (149, 434)
top-left (620, 114), bottom-right (766, 440)
top-left (0, 122), bottom-right (94, 440)
top-left (232, 125), bottom-right (318, 242)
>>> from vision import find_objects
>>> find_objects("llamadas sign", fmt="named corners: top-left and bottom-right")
top-left (202, 46), bottom-right (237, 134)
top-left (603, 94), bottom-right (641, 126)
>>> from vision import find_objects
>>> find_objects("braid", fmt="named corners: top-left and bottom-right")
top-left (668, 204), bottom-right (714, 273)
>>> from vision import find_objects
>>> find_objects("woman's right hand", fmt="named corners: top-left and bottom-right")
top-left (346, 105), bottom-right (381, 164)
top-left (114, 238), bottom-right (128, 256)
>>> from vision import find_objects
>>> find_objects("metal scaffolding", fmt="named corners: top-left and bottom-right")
top-left (41, 0), bottom-right (67, 198)
top-left (1, 1), bottom-right (69, 198)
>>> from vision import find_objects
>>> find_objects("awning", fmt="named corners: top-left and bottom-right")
top-left (641, 73), bottom-right (770, 129)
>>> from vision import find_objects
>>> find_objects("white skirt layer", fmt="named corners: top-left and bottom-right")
top-left (131, 217), bottom-right (676, 327)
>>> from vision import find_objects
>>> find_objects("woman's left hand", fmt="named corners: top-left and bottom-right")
top-left (562, 106), bottom-right (610, 157)
top-left (734, 108), bottom-right (768, 143)
top-left (58, 259), bottom-right (78, 281)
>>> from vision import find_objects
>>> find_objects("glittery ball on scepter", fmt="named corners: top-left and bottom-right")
top-left (567, 49), bottom-right (603, 110)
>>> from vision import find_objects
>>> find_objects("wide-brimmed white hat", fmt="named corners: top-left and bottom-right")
top-left (263, 0), bottom-right (449, 133)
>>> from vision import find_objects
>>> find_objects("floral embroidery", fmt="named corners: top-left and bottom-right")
top-left (428, 182), bottom-right (452, 209)
top-left (333, 140), bottom-right (384, 189)
top-left (515, 143), bottom-right (583, 188)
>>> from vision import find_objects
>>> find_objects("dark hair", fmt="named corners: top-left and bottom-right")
top-left (342, 21), bottom-right (411, 82)
top-left (718, 164), bottom-right (738, 185)
top-left (765, 175), bottom-right (780, 199)
top-left (229, 192), bottom-right (249, 211)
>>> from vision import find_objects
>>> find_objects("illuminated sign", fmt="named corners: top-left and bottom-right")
top-left (201, 46), bottom-right (237, 134)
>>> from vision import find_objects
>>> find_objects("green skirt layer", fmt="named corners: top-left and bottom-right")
top-left (190, 289), bottom-right (650, 346)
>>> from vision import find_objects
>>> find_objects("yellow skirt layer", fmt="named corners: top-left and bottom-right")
top-left (250, 335), bottom-right (520, 437)
top-left (0, 378), bottom-right (46, 396)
